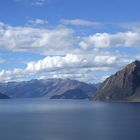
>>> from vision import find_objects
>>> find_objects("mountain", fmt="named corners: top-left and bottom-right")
top-left (94, 83), bottom-right (102, 89)
top-left (51, 89), bottom-right (89, 99)
top-left (94, 60), bottom-right (140, 101)
top-left (0, 79), bottom-right (97, 99)
top-left (0, 92), bottom-right (10, 99)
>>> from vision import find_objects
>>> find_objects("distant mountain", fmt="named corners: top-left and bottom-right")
top-left (0, 79), bottom-right (97, 99)
top-left (94, 83), bottom-right (102, 89)
top-left (0, 92), bottom-right (9, 99)
top-left (94, 60), bottom-right (140, 101)
top-left (51, 89), bottom-right (89, 99)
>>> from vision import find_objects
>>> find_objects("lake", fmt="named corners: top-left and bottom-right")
top-left (0, 99), bottom-right (140, 140)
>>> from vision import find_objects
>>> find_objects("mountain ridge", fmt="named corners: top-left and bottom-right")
top-left (94, 60), bottom-right (140, 101)
top-left (0, 78), bottom-right (97, 99)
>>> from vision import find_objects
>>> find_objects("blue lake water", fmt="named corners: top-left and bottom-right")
top-left (0, 98), bottom-right (140, 140)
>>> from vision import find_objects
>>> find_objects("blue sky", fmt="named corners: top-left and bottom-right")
top-left (0, 0), bottom-right (140, 83)
top-left (1, 0), bottom-right (140, 24)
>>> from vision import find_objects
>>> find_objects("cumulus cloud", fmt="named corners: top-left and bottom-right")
top-left (79, 32), bottom-right (140, 49)
top-left (0, 53), bottom-right (132, 82)
top-left (0, 68), bottom-right (27, 81)
top-left (0, 22), bottom-right (77, 55)
top-left (26, 53), bottom-right (122, 73)
top-left (60, 19), bottom-right (102, 27)
top-left (49, 67), bottom-right (113, 83)
top-left (1, 20), bottom-right (140, 82)
top-left (1, 21), bottom-right (140, 55)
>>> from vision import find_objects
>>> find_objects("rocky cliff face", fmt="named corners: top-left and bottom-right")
top-left (94, 60), bottom-right (140, 101)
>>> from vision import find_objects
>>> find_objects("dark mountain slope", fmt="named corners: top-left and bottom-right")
top-left (0, 92), bottom-right (10, 99)
top-left (51, 89), bottom-right (88, 99)
top-left (94, 60), bottom-right (140, 101)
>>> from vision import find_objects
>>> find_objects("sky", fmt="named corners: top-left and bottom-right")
top-left (0, 0), bottom-right (140, 83)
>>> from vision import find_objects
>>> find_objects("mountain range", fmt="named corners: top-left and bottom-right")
top-left (0, 79), bottom-right (97, 99)
top-left (1, 60), bottom-right (140, 101)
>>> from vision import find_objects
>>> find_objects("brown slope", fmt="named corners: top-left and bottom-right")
top-left (94, 60), bottom-right (140, 101)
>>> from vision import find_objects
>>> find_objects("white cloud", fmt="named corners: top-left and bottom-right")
top-left (49, 67), bottom-right (113, 83)
top-left (0, 22), bottom-right (77, 55)
top-left (61, 19), bottom-right (102, 27)
top-left (14, 0), bottom-right (47, 6)
top-left (1, 20), bottom-right (140, 82)
top-left (0, 68), bottom-right (27, 81)
top-left (26, 53), bottom-right (122, 73)
top-left (31, 0), bottom-right (46, 6)
top-left (1, 21), bottom-right (140, 55)
top-left (28, 19), bottom-right (48, 25)
top-left (117, 22), bottom-right (140, 31)
top-left (80, 32), bottom-right (140, 49)
top-left (0, 52), bottom-right (133, 82)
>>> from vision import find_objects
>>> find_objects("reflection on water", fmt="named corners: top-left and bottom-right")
top-left (0, 98), bottom-right (140, 140)
top-left (0, 98), bottom-right (96, 112)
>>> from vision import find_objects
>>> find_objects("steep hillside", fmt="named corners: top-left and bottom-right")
top-left (94, 60), bottom-right (140, 101)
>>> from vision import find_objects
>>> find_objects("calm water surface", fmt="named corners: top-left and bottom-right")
top-left (0, 98), bottom-right (140, 140)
